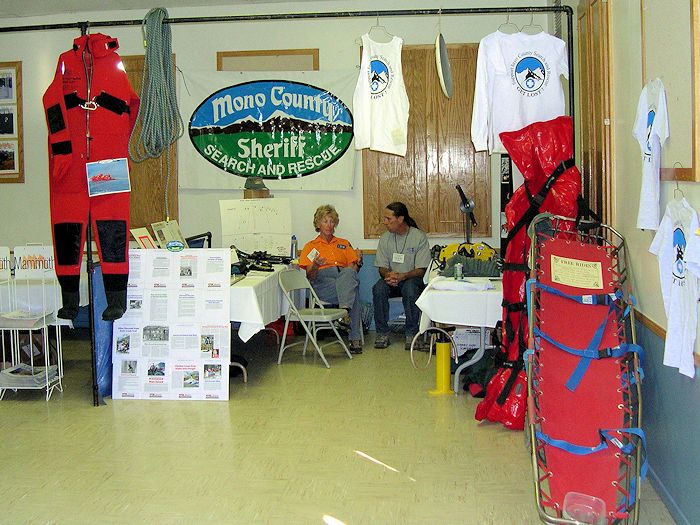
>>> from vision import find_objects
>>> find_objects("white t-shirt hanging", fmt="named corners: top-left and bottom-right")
top-left (353, 34), bottom-right (410, 156)
top-left (649, 198), bottom-right (699, 378)
top-left (633, 78), bottom-right (669, 230)
top-left (471, 31), bottom-right (569, 154)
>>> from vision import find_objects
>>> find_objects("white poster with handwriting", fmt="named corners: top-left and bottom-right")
top-left (220, 197), bottom-right (291, 255)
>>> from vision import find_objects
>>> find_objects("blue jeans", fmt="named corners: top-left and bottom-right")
top-left (372, 276), bottom-right (425, 337)
top-left (310, 266), bottom-right (361, 341)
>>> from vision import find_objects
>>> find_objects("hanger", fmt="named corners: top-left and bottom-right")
top-left (521, 13), bottom-right (544, 35)
top-left (674, 181), bottom-right (685, 200)
top-left (673, 162), bottom-right (685, 201)
top-left (368, 14), bottom-right (394, 43)
top-left (497, 14), bottom-right (520, 35)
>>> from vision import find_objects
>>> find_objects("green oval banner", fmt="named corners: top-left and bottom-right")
top-left (189, 80), bottom-right (354, 180)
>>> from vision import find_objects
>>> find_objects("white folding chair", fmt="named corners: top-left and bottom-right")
top-left (277, 269), bottom-right (352, 368)
top-left (0, 245), bottom-right (63, 400)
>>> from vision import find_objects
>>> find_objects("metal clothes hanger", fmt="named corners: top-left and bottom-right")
top-left (497, 14), bottom-right (520, 34)
top-left (368, 14), bottom-right (394, 43)
top-left (521, 13), bottom-right (544, 35)
top-left (673, 162), bottom-right (685, 200)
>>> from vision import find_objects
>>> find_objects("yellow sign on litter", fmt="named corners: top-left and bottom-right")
top-left (551, 255), bottom-right (603, 289)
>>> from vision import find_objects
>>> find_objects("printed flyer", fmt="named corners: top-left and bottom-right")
top-left (112, 248), bottom-right (231, 400)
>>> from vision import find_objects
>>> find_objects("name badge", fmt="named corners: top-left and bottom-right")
top-left (392, 252), bottom-right (405, 264)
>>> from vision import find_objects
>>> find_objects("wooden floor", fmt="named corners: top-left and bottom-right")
top-left (0, 330), bottom-right (675, 524)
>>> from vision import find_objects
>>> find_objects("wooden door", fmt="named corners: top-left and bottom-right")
top-left (578, 0), bottom-right (612, 223)
top-left (362, 44), bottom-right (490, 239)
top-left (122, 55), bottom-right (178, 229)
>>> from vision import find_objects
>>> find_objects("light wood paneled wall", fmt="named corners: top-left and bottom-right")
top-left (123, 55), bottom-right (179, 229)
top-left (363, 44), bottom-right (490, 239)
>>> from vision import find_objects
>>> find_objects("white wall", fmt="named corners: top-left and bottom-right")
top-left (610, 0), bottom-right (695, 331)
top-left (0, 0), bottom-right (555, 251)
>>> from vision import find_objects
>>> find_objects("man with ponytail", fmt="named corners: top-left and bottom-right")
top-left (372, 202), bottom-right (431, 350)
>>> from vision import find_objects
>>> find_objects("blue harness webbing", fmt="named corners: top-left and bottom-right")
top-left (528, 280), bottom-right (643, 391)
top-left (535, 427), bottom-right (648, 510)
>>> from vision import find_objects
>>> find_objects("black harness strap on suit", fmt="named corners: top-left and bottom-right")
top-left (64, 91), bottom-right (130, 115)
top-left (506, 158), bottom-right (576, 242)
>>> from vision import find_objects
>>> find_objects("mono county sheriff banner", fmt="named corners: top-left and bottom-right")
top-left (179, 70), bottom-right (357, 191)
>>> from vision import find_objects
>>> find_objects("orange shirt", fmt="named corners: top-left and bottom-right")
top-left (299, 235), bottom-right (359, 270)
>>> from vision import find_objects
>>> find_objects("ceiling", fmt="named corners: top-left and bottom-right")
top-left (0, 0), bottom-right (322, 19)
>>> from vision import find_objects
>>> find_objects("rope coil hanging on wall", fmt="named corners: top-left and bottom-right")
top-left (129, 7), bottom-right (184, 219)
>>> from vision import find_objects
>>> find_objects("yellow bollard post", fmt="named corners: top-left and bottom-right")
top-left (429, 339), bottom-right (454, 396)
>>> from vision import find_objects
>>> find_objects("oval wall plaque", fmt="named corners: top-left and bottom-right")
top-left (189, 80), bottom-right (354, 180)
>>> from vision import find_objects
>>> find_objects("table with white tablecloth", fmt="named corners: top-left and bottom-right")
top-left (416, 276), bottom-right (503, 393)
top-left (230, 265), bottom-right (289, 342)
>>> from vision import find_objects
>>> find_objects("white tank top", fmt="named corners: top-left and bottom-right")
top-left (352, 34), bottom-right (410, 157)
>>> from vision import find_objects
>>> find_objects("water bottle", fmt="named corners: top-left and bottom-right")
top-left (290, 235), bottom-right (298, 259)
top-left (454, 262), bottom-right (463, 281)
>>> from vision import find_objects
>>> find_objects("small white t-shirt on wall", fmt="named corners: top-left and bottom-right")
top-left (471, 31), bottom-right (569, 154)
top-left (649, 198), bottom-right (698, 378)
top-left (633, 78), bottom-right (669, 230)
top-left (352, 34), bottom-right (410, 157)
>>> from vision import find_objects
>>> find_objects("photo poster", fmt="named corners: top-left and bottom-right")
top-left (220, 197), bottom-right (291, 255)
top-left (112, 248), bottom-right (231, 401)
top-left (151, 220), bottom-right (188, 249)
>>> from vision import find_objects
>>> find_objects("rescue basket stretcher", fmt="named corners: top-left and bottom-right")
top-left (525, 214), bottom-right (646, 524)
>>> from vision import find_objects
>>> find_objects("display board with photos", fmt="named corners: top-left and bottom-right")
top-left (112, 248), bottom-right (231, 401)
top-left (0, 61), bottom-right (22, 183)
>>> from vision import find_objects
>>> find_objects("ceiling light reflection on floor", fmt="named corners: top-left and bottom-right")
top-left (354, 449), bottom-right (399, 472)
top-left (322, 514), bottom-right (346, 525)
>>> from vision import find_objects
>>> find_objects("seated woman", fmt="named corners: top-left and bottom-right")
top-left (298, 204), bottom-right (363, 354)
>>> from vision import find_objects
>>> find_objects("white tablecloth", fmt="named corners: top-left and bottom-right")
top-left (230, 265), bottom-right (288, 342)
top-left (416, 277), bottom-right (503, 333)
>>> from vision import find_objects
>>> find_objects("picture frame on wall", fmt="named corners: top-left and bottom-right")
top-left (0, 140), bottom-right (18, 175)
top-left (0, 62), bottom-right (22, 183)
top-left (0, 67), bottom-right (16, 104)
top-left (0, 105), bottom-right (17, 138)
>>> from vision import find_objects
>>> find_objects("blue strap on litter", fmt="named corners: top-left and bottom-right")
top-left (536, 427), bottom-right (648, 508)
top-left (533, 327), bottom-right (637, 361)
top-left (535, 281), bottom-right (623, 306)
top-left (531, 281), bottom-right (640, 391)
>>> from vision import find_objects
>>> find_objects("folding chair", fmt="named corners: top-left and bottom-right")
top-left (277, 269), bottom-right (352, 368)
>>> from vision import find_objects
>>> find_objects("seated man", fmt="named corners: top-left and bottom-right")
top-left (299, 204), bottom-right (363, 354)
top-left (373, 202), bottom-right (431, 350)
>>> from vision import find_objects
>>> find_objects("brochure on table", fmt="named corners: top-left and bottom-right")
top-left (112, 248), bottom-right (231, 401)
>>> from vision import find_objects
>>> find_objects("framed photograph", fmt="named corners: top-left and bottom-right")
top-left (0, 62), bottom-right (22, 183)
top-left (0, 67), bottom-right (16, 104)
top-left (0, 140), bottom-right (18, 175)
top-left (0, 105), bottom-right (16, 137)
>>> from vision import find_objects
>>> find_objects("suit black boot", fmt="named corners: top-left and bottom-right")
top-left (102, 289), bottom-right (127, 321)
top-left (57, 290), bottom-right (80, 320)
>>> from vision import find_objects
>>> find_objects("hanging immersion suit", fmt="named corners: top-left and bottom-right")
top-left (475, 116), bottom-right (581, 430)
top-left (43, 33), bottom-right (139, 321)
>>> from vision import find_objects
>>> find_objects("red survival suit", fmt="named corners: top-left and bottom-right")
top-left (43, 33), bottom-right (139, 321)
top-left (475, 116), bottom-right (581, 430)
